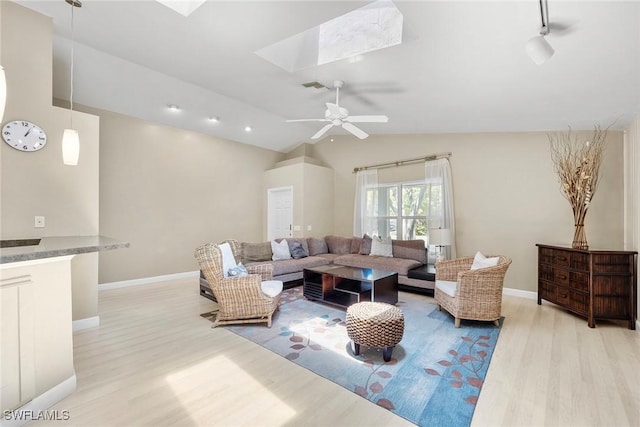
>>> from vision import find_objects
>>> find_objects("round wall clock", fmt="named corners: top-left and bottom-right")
top-left (2, 120), bottom-right (47, 152)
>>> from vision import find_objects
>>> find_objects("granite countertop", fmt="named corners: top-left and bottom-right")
top-left (0, 236), bottom-right (130, 264)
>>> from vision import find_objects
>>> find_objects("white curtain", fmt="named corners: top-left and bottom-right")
top-left (353, 169), bottom-right (378, 236)
top-left (425, 158), bottom-right (457, 259)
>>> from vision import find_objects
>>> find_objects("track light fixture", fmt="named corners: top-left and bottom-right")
top-left (526, 0), bottom-right (554, 65)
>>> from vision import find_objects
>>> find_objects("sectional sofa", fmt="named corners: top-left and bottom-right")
top-left (199, 235), bottom-right (434, 301)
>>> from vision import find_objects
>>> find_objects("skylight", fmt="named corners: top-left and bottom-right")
top-left (155, 0), bottom-right (207, 17)
top-left (255, 0), bottom-right (404, 72)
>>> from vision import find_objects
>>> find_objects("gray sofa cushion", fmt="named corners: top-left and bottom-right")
top-left (392, 239), bottom-right (426, 263)
top-left (350, 236), bottom-right (363, 254)
top-left (334, 254), bottom-right (422, 276)
top-left (241, 241), bottom-right (272, 263)
top-left (307, 237), bottom-right (329, 255)
top-left (283, 237), bottom-right (309, 257)
top-left (316, 253), bottom-right (341, 262)
top-left (326, 235), bottom-right (352, 254)
top-left (246, 256), bottom-right (330, 276)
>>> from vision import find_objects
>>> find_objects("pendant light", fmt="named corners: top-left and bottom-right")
top-left (0, 65), bottom-right (6, 122)
top-left (526, 0), bottom-right (554, 65)
top-left (62, 0), bottom-right (82, 165)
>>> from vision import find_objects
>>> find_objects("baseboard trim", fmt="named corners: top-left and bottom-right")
top-left (503, 287), bottom-right (537, 300)
top-left (72, 316), bottom-right (100, 331)
top-left (0, 374), bottom-right (76, 427)
top-left (98, 270), bottom-right (199, 291)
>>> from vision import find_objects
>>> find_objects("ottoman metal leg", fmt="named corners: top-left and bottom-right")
top-left (383, 346), bottom-right (394, 362)
top-left (352, 341), bottom-right (361, 356)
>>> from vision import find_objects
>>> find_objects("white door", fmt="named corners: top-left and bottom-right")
top-left (268, 186), bottom-right (293, 241)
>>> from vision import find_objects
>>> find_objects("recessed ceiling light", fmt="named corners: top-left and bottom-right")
top-left (167, 104), bottom-right (180, 111)
top-left (330, 138), bottom-right (335, 142)
top-left (245, 126), bottom-right (252, 132)
top-left (208, 116), bottom-right (219, 123)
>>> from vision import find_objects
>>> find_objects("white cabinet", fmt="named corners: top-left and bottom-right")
top-left (0, 273), bottom-right (35, 412)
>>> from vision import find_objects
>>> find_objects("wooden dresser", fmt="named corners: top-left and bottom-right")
top-left (536, 244), bottom-right (637, 329)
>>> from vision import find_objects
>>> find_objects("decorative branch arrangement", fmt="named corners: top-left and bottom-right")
top-left (548, 126), bottom-right (608, 249)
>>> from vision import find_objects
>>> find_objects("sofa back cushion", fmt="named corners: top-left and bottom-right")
top-left (392, 239), bottom-right (427, 263)
top-left (325, 235), bottom-right (352, 255)
top-left (307, 237), bottom-right (329, 255)
top-left (350, 236), bottom-right (363, 254)
top-left (241, 241), bottom-right (272, 263)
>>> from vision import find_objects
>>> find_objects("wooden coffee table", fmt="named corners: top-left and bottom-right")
top-left (303, 265), bottom-right (398, 308)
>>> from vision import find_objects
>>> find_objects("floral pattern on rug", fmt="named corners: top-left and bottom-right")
top-left (225, 288), bottom-right (503, 427)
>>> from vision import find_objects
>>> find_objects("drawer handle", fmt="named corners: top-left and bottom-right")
top-left (557, 274), bottom-right (567, 280)
top-left (557, 256), bottom-right (567, 261)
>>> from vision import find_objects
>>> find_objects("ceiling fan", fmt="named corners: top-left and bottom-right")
top-left (287, 80), bottom-right (388, 140)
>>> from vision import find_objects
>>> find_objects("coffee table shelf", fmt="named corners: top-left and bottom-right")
top-left (303, 265), bottom-right (398, 309)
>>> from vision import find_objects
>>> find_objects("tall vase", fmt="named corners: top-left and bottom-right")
top-left (572, 222), bottom-right (588, 250)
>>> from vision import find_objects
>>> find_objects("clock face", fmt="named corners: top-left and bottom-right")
top-left (2, 121), bottom-right (47, 152)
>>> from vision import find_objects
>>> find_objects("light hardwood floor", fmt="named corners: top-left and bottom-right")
top-left (33, 278), bottom-right (640, 426)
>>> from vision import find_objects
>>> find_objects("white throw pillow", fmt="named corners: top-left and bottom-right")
top-left (470, 251), bottom-right (500, 270)
top-left (271, 239), bottom-right (292, 261)
top-left (218, 242), bottom-right (237, 278)
top-left (369, 236), bottom-right (393, 257)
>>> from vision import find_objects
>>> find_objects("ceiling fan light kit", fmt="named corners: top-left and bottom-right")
top-left (287, 80), bottom-right (388, 140)
top-left (527, 0), bottom-right (554, 65)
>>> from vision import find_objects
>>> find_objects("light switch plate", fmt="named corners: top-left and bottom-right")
top-left (35, 216), bottom-right (45, 228)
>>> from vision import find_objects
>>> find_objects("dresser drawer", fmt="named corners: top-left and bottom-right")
top-left (592, 254), bottom-right (633, 273)
top-left (553, 268), bottom-right (570, 286)
top-left (570, 272), bottom-right (589, 292)
top-left (539, 247), bottom-right (570, 266)
top-left (555, 286), bottom-right (570, 306)
top-left (539, 281), bottom-right (557, 300)
top-left (569, 290), bottom-right (589, 314)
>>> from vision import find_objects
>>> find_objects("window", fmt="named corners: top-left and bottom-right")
top-left (364, 180), bottom-right (443, 246)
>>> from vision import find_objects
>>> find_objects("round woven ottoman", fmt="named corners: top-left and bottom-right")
top-left (346, 302), bottom-right (404, 362)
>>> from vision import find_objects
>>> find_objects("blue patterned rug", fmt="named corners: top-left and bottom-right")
top-left (225, 287), bottom-right (503, 426)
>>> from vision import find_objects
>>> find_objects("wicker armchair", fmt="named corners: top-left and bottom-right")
top-left (434, 255), bottom-right (512, 328)
top-left (194, 239), bottom-right (281, 328)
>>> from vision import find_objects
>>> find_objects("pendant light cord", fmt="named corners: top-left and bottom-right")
top-left (69, 2), bottom-right (75, 129)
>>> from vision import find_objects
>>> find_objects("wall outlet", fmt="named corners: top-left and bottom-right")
top-left (293, 225), bottom-right (301, 231)
top-left (307, 225), bottom-right (313, 231)
top-left (34, 216), bottom-right (45, 228)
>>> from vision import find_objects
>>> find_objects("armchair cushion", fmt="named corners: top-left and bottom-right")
top-left (435, 279), bottom-right (457, 297)
top-left (228, 263), bottom-right (248, 277)
top-left (471, 251), bottom-right (500, 270)
top-left (260, 280), bottom-right (284, 298)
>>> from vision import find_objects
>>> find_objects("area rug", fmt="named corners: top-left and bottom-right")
top-left (210, 287), bottom-right (503, 427)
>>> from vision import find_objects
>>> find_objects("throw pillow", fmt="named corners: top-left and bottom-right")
top-left (218, 242), bottom-right (237, 278)
top-left (470, 251), bottom-right (500, 270)
top-left (286, 238), bottom-right (309, 258)
top-left (271, 239), bottom-right (292, 261)
top-left (307, 237), bottom-right (328, 255)
top-left (359, 234), bottom-right (373, 255)
top-left (369, 236), bottom-right (393, 257)
top-left (289, 241), bottom-right (308, 259)
top-left (228, 263), bottom-right (248, 277)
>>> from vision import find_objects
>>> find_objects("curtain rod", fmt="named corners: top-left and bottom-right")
top-left (353, 152), bottom-right (452, 174)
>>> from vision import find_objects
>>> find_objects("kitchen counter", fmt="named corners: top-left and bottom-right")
top-left (0, 235), bottom-right (129, 264)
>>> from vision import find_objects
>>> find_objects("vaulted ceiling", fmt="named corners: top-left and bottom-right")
top-left (15, 0), bottom-right (640, 152)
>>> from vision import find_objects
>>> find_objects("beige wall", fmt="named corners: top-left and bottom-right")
top-left (82, 106), bottom-right (283, 284)
top-left (1, 2), bottom-right (100, 321)
top-left (263, 159), bottom-right (334, 239)
top-left (313, 131), bottom-right (625, 292)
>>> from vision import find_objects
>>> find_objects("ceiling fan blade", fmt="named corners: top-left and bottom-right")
top-left (326, 103), bottom-right (341, 116)
top-left (342, 122), bottom-right (368, 139)
top-left (345, 115), bottom-right (389, 123)
top-left (286, 119), bottom-right (330, 122)
top-left (311, 124), bottom-right (334, 140)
